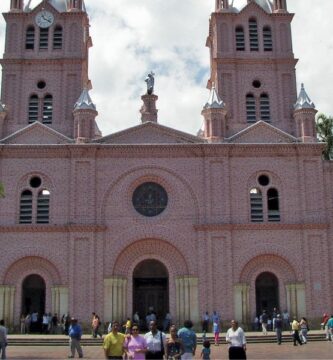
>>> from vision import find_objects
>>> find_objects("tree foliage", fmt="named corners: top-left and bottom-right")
top-left (0, 182), bottom-right (4, 198)
top-left (316, 113), bottom-right (333, 160)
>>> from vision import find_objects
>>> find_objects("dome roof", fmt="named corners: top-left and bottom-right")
top-left (229, 0), bottom-right (273, 13)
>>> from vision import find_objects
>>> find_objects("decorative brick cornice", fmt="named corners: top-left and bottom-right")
top-left (0, 142), bottom-right (325, 159)
top-left (194, 223), bottom-right (329, 231)
top-left (0, 59), bottom-right (85, 66)
top-left (0, 224), bottom-right (107, 233)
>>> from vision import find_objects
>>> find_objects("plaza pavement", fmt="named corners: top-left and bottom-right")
top-left (5, 331), bottom-right (333, 359)
top-left (4, 341), bottom-right (333, 359)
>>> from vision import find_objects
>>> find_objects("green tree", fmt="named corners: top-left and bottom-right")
top-left (0, 182), bottom-right (4, 198)
top-left (316, 113), bottom-right (333, 160)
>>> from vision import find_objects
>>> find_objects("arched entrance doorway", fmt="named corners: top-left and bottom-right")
top-left (255, 272), bottom-right (279, 315)
top-left (22, 274), bottom-right (46, 317)
top-left (133, 259), bottom-right (169, 328)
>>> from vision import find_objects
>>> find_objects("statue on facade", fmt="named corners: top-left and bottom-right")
top-left (145, 71), bottom-right (155, 95)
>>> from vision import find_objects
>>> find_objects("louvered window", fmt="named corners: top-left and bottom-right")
top-left (28, 95), bottom-right (39, 123)
top-left (42, 95), bottom-right (53, 124)
top-left (260, 94), bottom-right (271, 122)
top-left (246, 94), bottom-right (256, 123)
top-left (37, 190), bottom-right (50, 224)
top-left (235, 26), bottom-right (245, 51)
top-left (263, 26), bottom-right (273, 51)
top-left (26, 26), bottom-right (35, 50)
top-left (249, 19), bottom-right (259, 51)
top-left (19, 190), bottom-right (33, 224)
top-left (250, 188), bottom-right (263, 222)
top-left (39, 28), bottom-right (49, 49)
top-left (268, 188), bottom-right (280, 222)
top-left (53, 26), bottom-right (63, 49)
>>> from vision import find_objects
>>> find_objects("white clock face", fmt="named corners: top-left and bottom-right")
top-left (35, 11), bottom-right (54, 29)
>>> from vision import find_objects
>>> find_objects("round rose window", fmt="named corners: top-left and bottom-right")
top-left (132, 182), bottom-right (168, 217)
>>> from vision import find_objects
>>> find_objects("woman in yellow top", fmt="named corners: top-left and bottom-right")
top-left (291, 318), bottom-right (303, 346)
top-left (124, 318), bottom-right (132, 334)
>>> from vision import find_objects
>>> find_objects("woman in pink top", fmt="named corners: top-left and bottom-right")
top-left (124, 324), bottom-right (147, 359)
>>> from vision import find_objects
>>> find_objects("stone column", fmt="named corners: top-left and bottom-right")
top-left (51, 286), bottom-right (69, 316)
top-left (0, 285), bottom-right (15, 326)
top-left (104, 277), bottom-right (127, 322)
top-left (175, 276), bottom-right (199, 327)
top-left (286, 283), bottom-right (297, 317)
top-left (234, 284), bottom-right (250, 325)
top-left (295, 284), bottom-right (306, 318)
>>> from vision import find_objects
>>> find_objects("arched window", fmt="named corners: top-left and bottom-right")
top-left (19, 190), bottom-right (33, 224)
top-left (28, 95), bottom-right (39, 123)
top-left (235, 26), bottom-right (245, 51)
top-left (37, 189), bottom-right (50, 224)
top-left (42, 95), bottom-right (53, 124)
top-left (246, 94), bottom-right (256, 123)
top-left (260, 93), bottom-right (271, 122)
top-left (53, 25), bottom-right (63, 49)
top-left (267, 188), bottom-right (280, 222)
top-left (26, 26), bottom-right (35, 50)
top-left (250, 188), bottom-right (263, 222)
top-left (249, 18), bottom-right (259, 51)
top-left (39, 28), bottom-right (49, 49)
top-left (263, 26), bottom-right (273, 51)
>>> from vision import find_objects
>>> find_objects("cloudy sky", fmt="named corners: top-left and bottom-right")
top-left (0, 0), bottom-right (332, 137)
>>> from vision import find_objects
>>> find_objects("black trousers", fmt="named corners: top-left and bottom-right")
top-left (229, 346), bottom-right (246, 360)
top-left (146, 351), bottom-right (164, 359)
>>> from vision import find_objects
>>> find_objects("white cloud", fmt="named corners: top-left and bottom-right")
top-left (0, 0), bottom-right (332, 137)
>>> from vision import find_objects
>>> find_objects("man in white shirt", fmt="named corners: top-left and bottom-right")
top-left (226, 320), bottom-right (246, 359)
top-left (0, 319), bottom-right (8, 360)
top-left (144, 321), bottom-right (166, 359)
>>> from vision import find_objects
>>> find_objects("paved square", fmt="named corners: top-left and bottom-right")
top-left (4, 341), bottom-right (333, 359)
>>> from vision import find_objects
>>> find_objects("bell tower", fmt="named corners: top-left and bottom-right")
top-left (0, 0), bottom-right (93, 139)
top-left (10, 0), bottom-right (23, 11)
top-left (205, 0), bottom-right (298, 138)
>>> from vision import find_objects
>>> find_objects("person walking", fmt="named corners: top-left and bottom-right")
top-left (144, 320), bottom-right (166, 360)
top-left (103, 321), bottom-right (125, 359)
top-left (291, 317), bottom-right (302, 346)
top-left (166, 325), bottom-right (184, 360)
top-left (124, 323), bottom-right (147, 360)
top-left (92, 314), bottom-right (103, 339)
top-left (300, 317), bottom-right (309, 344)
top-left (68, 318), bottom-right (83, 359)
top-left (275, 314), bottom-right (283, 345)
top-left (327, 314), bottom-right (333, 343)
top-left (202, 312), bottom-right (210, 337)
top-left (226, 320), bottom-right (246, 360)
top-left (177, 320), bottom-right (197, 360)
top-left (211, 311), bottom-right (220, 346)
top-left (260, 310), bottom-right (268, 335)
top-left (0, 320), bottom-right (8, 360)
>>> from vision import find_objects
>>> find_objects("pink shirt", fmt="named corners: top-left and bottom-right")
top-left (125, 335), bottom-right (147, 360)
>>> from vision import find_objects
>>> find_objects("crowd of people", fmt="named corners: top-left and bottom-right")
top-left (0, 310), bottom-right (333, 359)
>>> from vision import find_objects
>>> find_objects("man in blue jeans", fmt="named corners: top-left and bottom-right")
top-left (177, 320), bottom-right (197, 360)
top-left (68, 318), bottom-right (83, 358)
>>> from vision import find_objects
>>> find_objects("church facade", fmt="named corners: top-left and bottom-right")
top-left (0, 0), bottom-right (332, 329)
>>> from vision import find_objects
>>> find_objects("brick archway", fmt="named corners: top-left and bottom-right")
top-left (239, 254), bottom-right (297, 318)
top-left (3, 256), bottom-right (62, 324)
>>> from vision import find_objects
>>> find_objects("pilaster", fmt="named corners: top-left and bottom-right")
top-left (234, 283), bottom-right (250, 325)
top-left (0, 285), bottom-right (15, 326)
top-left (104, 277), bottom-right (127, 322)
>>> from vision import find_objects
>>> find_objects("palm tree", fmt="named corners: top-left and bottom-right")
top-left (316, 113), bottom-right (333, 160)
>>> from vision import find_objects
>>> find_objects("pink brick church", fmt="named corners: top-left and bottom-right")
top-left (0, 0), bottom-right (331, 329)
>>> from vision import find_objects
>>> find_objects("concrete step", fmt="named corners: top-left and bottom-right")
top-left (7, 333), bottom-right (327, 346)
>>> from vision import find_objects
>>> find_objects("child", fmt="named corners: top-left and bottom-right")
top-left (201, 340), bottom-right (211, 359)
